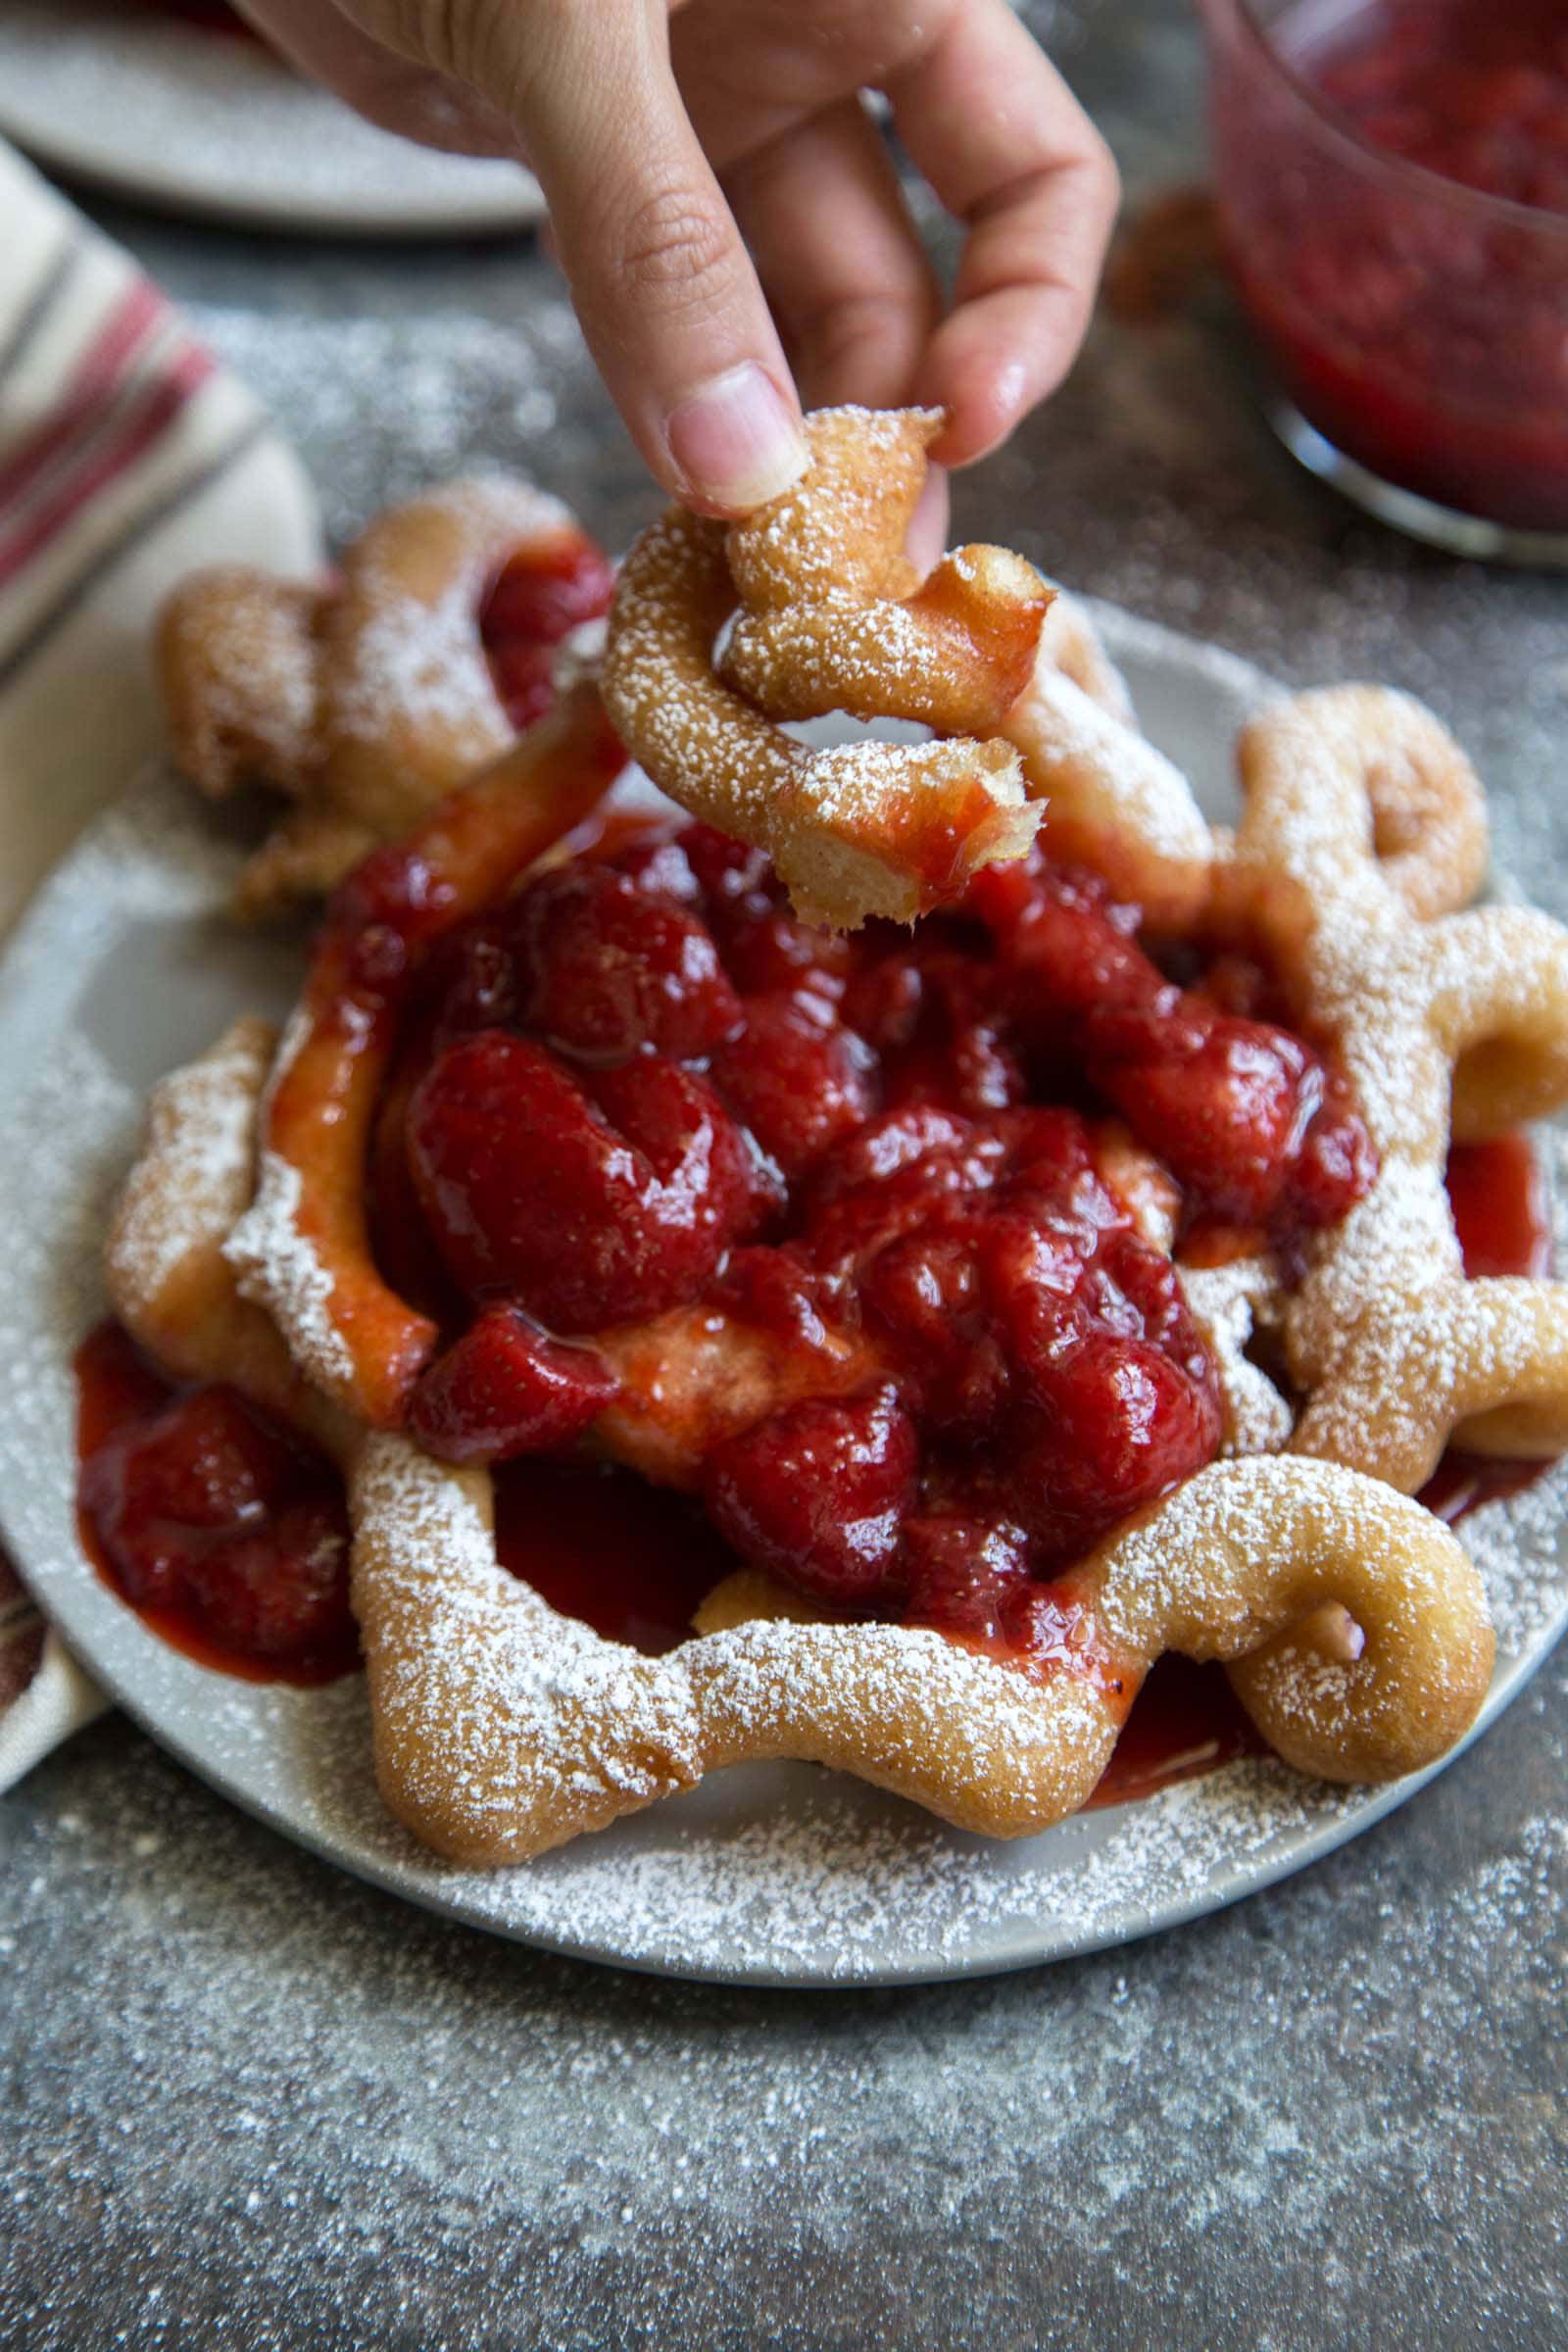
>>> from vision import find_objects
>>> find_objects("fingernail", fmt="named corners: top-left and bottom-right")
top-left (664, 365), bottom-right (808, 513)
top-left (905, 466), bottom-right (950, 579)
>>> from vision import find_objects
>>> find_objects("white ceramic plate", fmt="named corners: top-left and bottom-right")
top-left (0, 2), bottom-right (544, 238)
top-left (2, 604), bottom-right (1565, 1986)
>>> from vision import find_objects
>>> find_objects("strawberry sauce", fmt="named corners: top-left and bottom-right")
top-left (1212, 0), bottom-right (1568, 529)
top-left (388, 821), bottom-right (1374, 1647)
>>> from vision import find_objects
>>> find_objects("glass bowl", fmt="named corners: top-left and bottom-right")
top-left (1200, 0), bottom-right (1568, 563)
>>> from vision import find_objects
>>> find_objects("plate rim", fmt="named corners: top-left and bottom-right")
top-left (0, 1), bottom-right (546, 238)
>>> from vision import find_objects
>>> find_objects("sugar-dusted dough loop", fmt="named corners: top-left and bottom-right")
top-left (159, 572), bottom-right (321, 805)
top-left (1033, 592), bottom-right (1139, 724)
top-left (602, 407), bottom-right (1047, 931)
top-left (720, 410), bottom-right (1049, 738)
top-left (1428, 908), bottom-right (1568, 1139)
top-left (724, 406), bottom-right (932, 611)
top-left (1232, 683), bottom-right (1489, 954)
top-left (105, 1017), bottom-right (354, 1465)
top-left (1222, 684), bottom-right (1568, 1486)
top-left (1099, 1460), bottom-right (1494, 1786)
top-left (1002, 611), bottom-right (1217, 929)
top-left (351, 1446), bottom-right (1492, 1866)
top-left (1293, 1277), bottom-right (1568, 1492)
top-left (159, 475), bottom-right (593, 913)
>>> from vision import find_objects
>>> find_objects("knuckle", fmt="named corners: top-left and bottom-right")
top-left (802, 292), bottom-right (912, 384)
top-left (396, 0), bottom-right (515, 85)
top-left (615, 184), bottom-right (735, 306)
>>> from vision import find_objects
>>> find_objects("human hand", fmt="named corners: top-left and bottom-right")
top-left (237, 0), bottom-right (1118, 519)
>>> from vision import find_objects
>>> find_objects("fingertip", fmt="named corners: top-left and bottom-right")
top-left (924, 349), bottom-right (1035, 470)
top-left (662, 363), bottom-right (810, 515)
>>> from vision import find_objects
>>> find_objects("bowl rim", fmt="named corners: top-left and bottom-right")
top-left (1223, 0), bottom-right (1568, 240)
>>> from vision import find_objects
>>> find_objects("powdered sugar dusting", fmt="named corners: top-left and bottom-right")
top-left (352, 1430), bottom-right (1116, 1866)
top-left (164, 572), bottom-right (318, 791)
top-left (332, 476), bottom-right (574, 756)
top-left (354, 1433), bottom-right (709, 1837)
top-left (1007, 657), bottom-right (1212, 861)
top-left (334, 578), bottom-right (503, 749)
top-left (602, 423), bottom-right (1036, 929)
top-left (108, 1023), bottom-right (268, 1305)
top-left (1179, 1256), bottom-right (1293, 1456)
top-left (294, 1673), bottom-right (1370, 1981)
top-left (224, 1151), bottom-right (355, 1392)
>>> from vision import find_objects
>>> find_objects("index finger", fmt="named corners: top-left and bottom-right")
top-left (884, 0), bottom-right (1119, 466)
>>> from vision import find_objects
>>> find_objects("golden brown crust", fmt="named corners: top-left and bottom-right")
top-left (157, 572), bottom-right (322, 804)
top-left (104, 1018), bottom-right (355, 1465)
top-left (601, 407), bottom-right (1049, 931)
top-left (1001, 595), bottom-right (1217, 929)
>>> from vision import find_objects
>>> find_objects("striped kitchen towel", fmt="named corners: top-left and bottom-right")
top-left (0, 137), bottom-right (320, 1790)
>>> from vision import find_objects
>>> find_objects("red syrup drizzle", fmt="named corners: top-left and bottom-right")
top-left (492, 1458), bottom-right (737, 1655)
top-left (1089, 1656), bottom-right (1264, 1809)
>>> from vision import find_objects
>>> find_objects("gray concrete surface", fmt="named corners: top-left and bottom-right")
top-left (3, 5), bottom-right (1565, 2345)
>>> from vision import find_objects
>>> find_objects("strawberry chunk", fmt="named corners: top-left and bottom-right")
top-left (408, 1031), bottom-right (760, 1330)
top-left (710, 992), bottom-right (874, 1178)
top-left (903, 1513), bottom-right (1031, 1640)
top-left (80, 1386), bottom-right (301, 1607)
top-left (704, 1384), bottom-right (917, 1609)
top-left (1011, 1335), bottom-right (1222, 1558)
top-left (180, 1496), bottom-right (352, 1665)
top-left (510, 864), bottom-right (742, 1063)
top-left (411, 1306), bottom-right (619, 1463)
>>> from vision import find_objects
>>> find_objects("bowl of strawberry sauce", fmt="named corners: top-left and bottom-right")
top-left (1201, 0), bottom-right (1568, 560)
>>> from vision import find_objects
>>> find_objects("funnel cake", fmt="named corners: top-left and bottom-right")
top-left (95, 586), bottom-right (1568, 1868)
top-left (82, 415), bottom-right (1568, 1866)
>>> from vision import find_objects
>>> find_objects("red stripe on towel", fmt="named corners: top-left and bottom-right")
top-left (0, 341), bottom-right (216, 590)
top-left (0, 278), bottom-right (167, 516)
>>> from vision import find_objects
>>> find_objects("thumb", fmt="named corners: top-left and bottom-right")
top-left (508, 4), bottom-right (808, 514)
